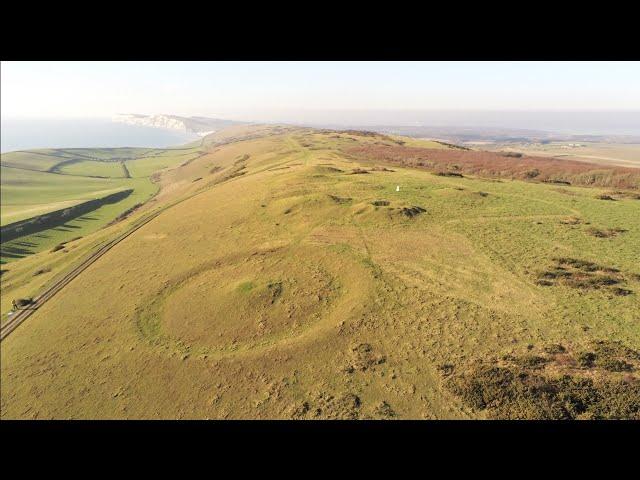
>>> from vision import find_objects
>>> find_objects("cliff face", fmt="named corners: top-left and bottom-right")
top-left (113, 114), bottom-right (194, 132)
top-left (112, 114), bottom-right (242, 136)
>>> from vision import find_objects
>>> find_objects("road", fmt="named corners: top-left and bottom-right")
top-left (0, 131), bottom-right (276, 341)
top-left (0, 207), bottom-right (163, 341)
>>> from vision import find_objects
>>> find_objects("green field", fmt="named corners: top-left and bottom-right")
top-left (1, 176), bottom-right (156, 262)
top-left (0, 166), bottom-right (133, 225)
top-left (56, 160), bottom-right (129, 178)
top-left (1, 145), bottom-right (203, 263)
top-left (1, 150), bottom-right (66, 171)
top-left (125, 149), bottom-right (202, 178)
top-left (1, 126), bottom-right (638, 419)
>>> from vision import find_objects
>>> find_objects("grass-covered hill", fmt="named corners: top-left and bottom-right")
top-left (1, 146), bottom-right (206, 262)
top-left (1, 126), bottom-right (638, 419)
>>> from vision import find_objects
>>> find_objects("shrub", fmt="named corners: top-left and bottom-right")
top-left (586, 227), bottom-right (626, 238)
top-left (401, 206), bottom-right (426, 218)
top-left (576, 351), bottom-right (597, 368)
top-left (447, 358), bottom-right (640, 419)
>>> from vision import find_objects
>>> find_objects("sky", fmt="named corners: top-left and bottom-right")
top-left (2, 61), bottom-right (640, 120)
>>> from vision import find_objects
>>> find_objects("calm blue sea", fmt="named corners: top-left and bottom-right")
top-left (1, 118), bottom-right (200, 153)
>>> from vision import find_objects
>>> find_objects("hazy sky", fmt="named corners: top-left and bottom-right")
top-left (2, 61), bottom-right (639, 119)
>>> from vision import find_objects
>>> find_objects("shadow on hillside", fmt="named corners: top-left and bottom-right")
top-left (1, 189), bottom-right (133, 244)
top-left (0, 244), bottom-right (35, 259)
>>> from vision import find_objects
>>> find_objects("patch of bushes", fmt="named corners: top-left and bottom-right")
top-left (371, 200), bottom-right (390, 206)
top-left (111, 203), bottom-right (143, 224)
top-left (15, 298), bottom-right (33, 308)
top-left (574, 341), bottom-right (639, 372)
top-left (585, 227), bottom-right (626, 238)
top-left (536, 257), bottom-right (630, 294)
top-left (33, 267), bottom-right (51, 276)
top-left (597, 357), bottom-right (633, 372)
top-left (447, 359), bottom-right (640, 419)
top-left (327, 195), bottom-right (352, 204)
top-left (225, 169), bottom-right (246, 180)
top-left (513, 354), bottom-right (548, 370)
top-left (543, 344), bottom-right (566, 354)
top-left (576, 351), bottom-right (597, 368)
top-left (543, 179), bottom-right (571, 185)
top-left (433, 140), bottom-right (470, 150)
top-left (593, 340), bottom-right (640, 362)
top-left (267, 281), bottom-right (283, 303)
top-left (344, 343), bottom-right (386, 373)
top-left (401, 206), bottom-right (426, 218)
top-left (436, 171), bottom-right (464, 177)
top-left (596, 194), bottom-right (616, 201)
top-left (613, 287), bottom-right (633, 296)
top-left (437, 364), bottom-right (455, 377)
top-left (350, 168), bottom-right (369, 174)
top-left (50, 244), bottom-right (65, 253)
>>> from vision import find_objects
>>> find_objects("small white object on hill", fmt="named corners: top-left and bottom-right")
top-left (396, 185), bottom-right (400, 192)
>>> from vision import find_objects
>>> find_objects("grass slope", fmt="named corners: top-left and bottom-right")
top-left (1, 166), bottom-right (132, 225)
top-left (1, 146), bottom-right (204, 261)
top-left (1, 127), bottom-right (638, 419)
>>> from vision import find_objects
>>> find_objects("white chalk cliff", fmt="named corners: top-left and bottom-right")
top-left (113, 114), bottom-right (240, 137)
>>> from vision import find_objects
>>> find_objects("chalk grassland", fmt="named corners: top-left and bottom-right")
top-left (1, 146), bottom-right (203, 262)
top-left (1, 127), bottom-right (638, 419)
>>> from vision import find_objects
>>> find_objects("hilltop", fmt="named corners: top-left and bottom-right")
top-left (1, 125), bottom-right (639, 419)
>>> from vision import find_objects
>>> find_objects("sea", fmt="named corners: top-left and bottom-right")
top-left (2, 112), bottom-right (640, 154)
top-left (1, 118), bottom-right (200, 153)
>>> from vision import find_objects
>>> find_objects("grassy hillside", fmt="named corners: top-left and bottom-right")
top-left (1, 127), bottom-right (638, 419)
top-left (1, 166), bottom-right (131, 225)
top-left (1, 145), bottom-right (204, 262)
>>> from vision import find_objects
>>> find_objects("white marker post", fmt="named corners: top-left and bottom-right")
top-left (396, 185), bottom-right (400, 192)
